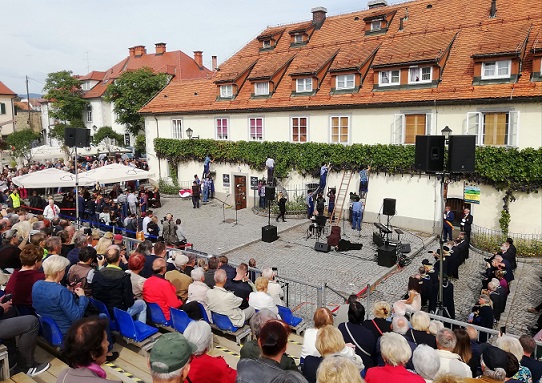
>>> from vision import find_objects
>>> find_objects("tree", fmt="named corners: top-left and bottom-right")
top-left (104, 68), bottom-right (169, 136)
top-left (43, 70), bottom-right (89, 125)
top-left (6, 129), bottom-right (41, 162)
top-left (93, 126), bottom-right (124, 153)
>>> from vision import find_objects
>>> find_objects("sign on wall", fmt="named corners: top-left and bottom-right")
top-left (464, 183), bottom-right (480, 204)
top-left (250, 176), bottom-right (259, 190)
top-left (222, 174), bottom-right (230, 187)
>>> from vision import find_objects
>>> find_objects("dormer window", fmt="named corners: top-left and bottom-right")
top-left (262, 40), bottom-right (272, 49)
top-left (482, 60), bottom-right (511, 79)
top-left (220, 85), bottom-right (233, 98)
top-left (409, 66), bottom-right (432, 83)
top-left (336, 74), bottom-right (355, 90)
top-left (296, 78), bottom-right (313, 93)
top-left (294, 34), bottom-right (304, 44)
top-left (371, 20), bottom-right (382, 32)
top-left (254, 82), bottom-right (270, 96)
top-left (379, 70), bottom-right (400, 86)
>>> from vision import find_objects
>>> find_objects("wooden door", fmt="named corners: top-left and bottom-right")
top-left (234, 175), bottom-right (247, 210)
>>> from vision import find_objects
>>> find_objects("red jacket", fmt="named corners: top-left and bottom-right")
top-left (142, 275), bottom-right (181, 320)
top-left (184, 353), bottom-right (236, 383)
top-left (365, 365), bottom-right (425, 383)
top-left (5, 269), bottom-right (44, 306)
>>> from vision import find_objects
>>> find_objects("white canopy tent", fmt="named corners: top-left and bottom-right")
top-left (30, 145), bottom-right (68, 161)
top-left (11, 168), bottom-right (96, 188)
top-left (82, 163), bottom-right (155, 184)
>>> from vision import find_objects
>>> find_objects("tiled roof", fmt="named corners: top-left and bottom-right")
top-left (289, 47), bottom-right (338, 75)
top-left (0, 81), bottom-right (16, 96)
top-left (141, 0), bottom-right (542, 115)
top-left (14, 101), bottom-right (32, 111)
top-left (82, 48), bottom-right (212, 99)
top-left (247, 52), bottom-right (295, 80)
top-left (78, 71), bottom-right (106, 81)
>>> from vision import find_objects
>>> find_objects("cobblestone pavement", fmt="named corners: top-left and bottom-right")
top-left (154, 196), bottom-right (541, 335)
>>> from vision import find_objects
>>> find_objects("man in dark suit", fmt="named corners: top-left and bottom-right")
top-left (460, 208), bottom-right (473, 242)
top-left (519, 335), bottom-right (542, 383)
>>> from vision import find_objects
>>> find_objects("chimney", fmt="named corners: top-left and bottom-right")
top-left (129, 47), bottom-right (136, 57)
top-left (212, 55), bottom-right (218, 71)
top-left (134, 45), bottom-right (146, 57)
top-left (155, 42), bottom-right (166, 55)
top-left (311, 7), bottom-right (327, 29)
top-left (489, 0), bottom-right (497, 17)
top-left (368, 0), bottom-right (388, 9)
top-left (194, 51), bottom-right (203, 68)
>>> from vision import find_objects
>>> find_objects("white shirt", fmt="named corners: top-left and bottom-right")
top-left (43, 204), bottom-right (60, 219)
top-left (142, 216), bottom-right (151, 233)
top-left (435, 349), bottom-right (472, 378)
top-left (265, 158), bottom-right (274, 168)
top-left (126, 193), bottom-right (137, 205)
top-left (249, 291), bottom-right (278, 315)
top-left (267, 280), bottom-right (284, 306)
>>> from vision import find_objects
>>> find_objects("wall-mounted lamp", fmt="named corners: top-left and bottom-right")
top-left (186, 127), bottom-right (193, 139)
top-left (441, 126), bottom-right (452, 142)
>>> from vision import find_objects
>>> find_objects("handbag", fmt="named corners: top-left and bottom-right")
top-left (344, 323), bottom-right (372, 357)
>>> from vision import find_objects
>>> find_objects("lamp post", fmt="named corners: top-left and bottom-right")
top-left (186, 127), bottom-right (193, 139)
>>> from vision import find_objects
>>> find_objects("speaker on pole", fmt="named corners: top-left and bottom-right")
top-left (64, 128), bottom-right (91, 148)
top-left (383, 198), bottom-right (396, 216)
top-left (265, 186), bottom-right (275, 201)
top-left (448, 135), bottom-right (476, 173)
top-left (415, 135), bottom-right (445, 172)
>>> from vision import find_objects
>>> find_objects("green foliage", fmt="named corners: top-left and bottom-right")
top-left (135, 134), bottom-right (146, 154)
top-left (48, 123), bottom-right (68, 144)
top-left (472, 233), bottom-right (542, 257)
top-left (154, 139), bottom-right (542, 192)
top-left (7, 129), bottom-right (41, 161)
top-left (499, 209), bottom-right (511, 236)
top-left (43, 70), bottom-right (88, 124)
top-left (158, 179), bottom-right (179, 195)
top-left (104, 68), bottom-right (169, 136)
top-left (92, 126), bottom-right (123, 146)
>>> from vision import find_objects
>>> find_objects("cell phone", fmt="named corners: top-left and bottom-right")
top-left (500, 326), bottom-right (506, 335)
top-left (2, 294), bottom-right (13, 303)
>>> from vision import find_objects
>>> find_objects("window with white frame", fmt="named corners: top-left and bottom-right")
top-left (409, 66), bottom-right (432, 83)
top-left (481, 60), bottom-right (511, 79)
top-left (220, 85), bottom-right (233, 98)
top-left (296, 78), bottom-right (313, 93)
top-left (171, 119), bottom-right (183, 139)
top-left (336, 74), bottom-right (355, 90)
top-left (254, 82), bottom-right (269, 96)
top-left (393, 113), bottom-right (433, 144)
top-left (371, 20), bottom-right (382, 31)
top-left (216, 118), bottom-right (228, 140)
top-left (466, 111), bottom-right (519, 146)
top-left (294, 34), bottom-right (303, 44)
top-left (379, 70), bottom-right (400, 86)
top-left (330, 116), bottom-right (349, 144)
top-left (86, 106), bottom-right (92, 122)
top-left (249, 117), bottom-right (263, 140)
top-left (291, 117), bottom-right (308, 143)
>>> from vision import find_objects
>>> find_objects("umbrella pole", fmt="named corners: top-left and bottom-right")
top-left (75, 147), bottom-right (80, 228)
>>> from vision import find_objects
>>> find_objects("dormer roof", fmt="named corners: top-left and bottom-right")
top-left (289, 48), bottom-right (338, 76)
top-left (247, 52), bottom-right (295, 81)
top-left (471, 23), bottom-right (531, 59)
top-left (330, 42), bottom-right (381, 72)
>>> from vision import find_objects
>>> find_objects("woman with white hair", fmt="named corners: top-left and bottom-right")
top-left (32, 255), bottom-right (88, 334)
top-left (316, 355), bottom-right (365, 383)
top-left (261, 267), bottom-right (284, 305)
top-left (249, 277), bottom-right (279, 315)
top-left (365, 332), bottom-right (425, 383)
top-left (495, 335), bottom-right (533, 383)
top-left (407, 311), bottom-right (437, 348)
top-left (413, 344), bottom-right (441, 382)
top-left (183, 321), bottom-right (236, 383)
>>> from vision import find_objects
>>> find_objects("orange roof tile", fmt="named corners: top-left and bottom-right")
top-left (248, 52), bottom-right (295, 80)
top-left (0, 81), bottom-right (16, 96)
top-left (14, 101), bottom-right (32, 111)
top-left (289, 47), bottom-right (338, 75)
top-left (472, 23), bottom-right (531, 58)
top-left (141, 0), bottom-right (542, 115)
top-left (78, 71), bottom-right (106, 81)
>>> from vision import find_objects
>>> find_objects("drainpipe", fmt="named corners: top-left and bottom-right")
top-left (153, 114), bottom-right (161, 179)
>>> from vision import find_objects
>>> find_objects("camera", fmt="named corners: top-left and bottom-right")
top-left (97, 255), bottom-right (104, 261)
top-left (84, 227), bottom-right (92, 235)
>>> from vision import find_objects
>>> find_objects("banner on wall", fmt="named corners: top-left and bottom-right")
top-left (250, 176), bottom-right (259, 190)
top-left (464, 183), bottom-right (480, 204)
top-left (222, 174), bottom-right (230, 187)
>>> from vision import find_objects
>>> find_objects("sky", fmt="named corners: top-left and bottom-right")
top-left (1, 0), bottom-right (377, 95)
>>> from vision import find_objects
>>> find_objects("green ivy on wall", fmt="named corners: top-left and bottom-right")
top-left (154, 138), bottom-right (542, 192)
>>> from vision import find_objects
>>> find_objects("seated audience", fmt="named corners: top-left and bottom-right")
top-left (203, 256), bottom-right (219, 287)
top-left (165, 254), bottom-right (193, 302)
top-left (249, 276), bottom-right (279, 315)
top-left (186, 267), bottom-right (210, 319)
top-left (125, 253), bottom-right (146, 300)
top-left (225, 262), bottom-right (253, 309)
top-left (463, 343), bottom-right (509, 383)
top-left (519, 335), bottom-right (542, 383)
top-left (148, 332), bottom-right (193, 383)
top-left (67, 232), bottom-right (89, 265)
top-left (495, 335), bottom-right (533, 383)
top-left (398, 277), bottom-right (422, 314)
top-left (338, 302), bottom-right (376, 369)
top-left (452, 328), bottom-right (477, 377)
top-left (262, 267), bottom-right (284, 306)
top-left (412, 344), bottom-right (441, 383)
top-left (183, 320), bottom-right (236, 383)
top-left (334, 294), bottom-right (359, 327)
top-left (406, 311), bottom-right (437, 348)
top-left (435, 328), bottom-right (472, 378)
top-left (4, 244), bottom-right (45, 310)
top-left (363, 301), bottom-right (392, 340)
top-left (316, 356), bottom-right (365, 383)
top-left (143, 258), bottom-right (182, 321)
top-left (66, 246), bottom-right (99, 297)
top-left (466, 325), bottom-right (482, 377)
top-left (301, 307), bottom-right (335, 359)
top-left (57, 317), bottom-right (120, 383)
top-left (32, 255), bottom-right (88, 334)
top-left (218, 255), bottom-right (236, 280)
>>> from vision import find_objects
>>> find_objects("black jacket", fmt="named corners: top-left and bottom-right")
top-left (92, 265), bottom-right (134, 316)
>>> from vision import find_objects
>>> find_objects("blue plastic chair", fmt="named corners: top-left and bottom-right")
top-left (89, 298), bottom-right (118, 331)
top-left (147, 303), bottom-right (172, 327)
top-left (197, 302), bottom-right (211, 323)
top-left (277, 305), bottom-right (303, 327)
top-left (211, 312), bottom-right (239, 332)
top-left (113, 308), bottom-right (158, 343)
top-left (170, 307), bottom-right (193, 333)
top-left (37, 314), bottom-right (64, 347)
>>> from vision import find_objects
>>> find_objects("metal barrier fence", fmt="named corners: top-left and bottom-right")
top-left (472, 224), bottom-right (542, 243)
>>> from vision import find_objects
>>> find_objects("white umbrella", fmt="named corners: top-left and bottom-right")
top-left (11, 168), bottom-right (96, 188)
top-left (30, 145), bottom-right (67, 161)
top-left (83, 163), bottom-right (155, 184)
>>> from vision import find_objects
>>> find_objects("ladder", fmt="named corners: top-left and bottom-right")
top-left (329, 171), bottom-right (353, 226)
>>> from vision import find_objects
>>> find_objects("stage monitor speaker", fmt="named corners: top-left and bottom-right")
top-left (64, 128), bottom-right (91, 148)
top-left (314, 242), bottom-right (330, 253)
top-left (415, 135), bottom-right (445, 172)
top-left (383, 198), bottom-right (396, 216)
top-left (377, 245), bottom-right (397, 267)
top-left (399, 243), bottom-right (411, 253)
top-left (373, 232), bottom-right (384, 247)
top-left (262, 225), bottom-right (278, 243)
top-left (448, 135), bottom-right (476, 173)
top-left (265, 186), bottom-right (275, 201)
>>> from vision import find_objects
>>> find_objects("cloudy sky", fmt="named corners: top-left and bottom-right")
top-left (2, 0), bottom-right (376, 95)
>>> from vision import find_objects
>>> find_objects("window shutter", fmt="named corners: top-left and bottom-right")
top-left (393, 114), bottom-right (404, 144)
top-left (425, 113), bottom-right (433, 135)
top-left (0, 103), bottom-right (5, 114)
top-left (466, 112), bottom-right (481, 144)
top-left (508, 111), bottom-right (519, 147)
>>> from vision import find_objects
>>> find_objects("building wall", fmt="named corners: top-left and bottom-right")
top-left (14, 110), bottom-right (42, 133)
top-left (0, 95), bottom-right (15, 135)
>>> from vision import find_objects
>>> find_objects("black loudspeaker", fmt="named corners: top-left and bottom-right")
top-left (383, 198), bottom-right (396, 216)
top-left (262, 225), bottom-right (278, 243)
top-left (377, 245), bottom-right (397, 267)
top-left (415, 135), bottom-right (445, 172)
top-left (448, 135), bottom-right (476, 173)
top-left (64, 128), bottom-right (91, 148)
top-left (373, 232), bottom-right (384, 247)
top-left (265, 186), bottom-right (275, 201)
top-left (314, 242), bottom-right (330, 253)
top-left (400, 243), bottom-right (411, 253)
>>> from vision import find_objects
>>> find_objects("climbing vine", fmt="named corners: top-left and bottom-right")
top-left (499, 189), bottom-right (515, 237)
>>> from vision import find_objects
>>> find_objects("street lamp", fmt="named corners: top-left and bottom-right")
top-left (92, 125), bottom-right (97, 133)
top-left (441, 126), bottom-right (452, 141)
top-left (186, 127), bottom-right (193, 139)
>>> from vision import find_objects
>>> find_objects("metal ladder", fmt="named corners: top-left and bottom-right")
top-left (329, 171), bottom-right (353, 226)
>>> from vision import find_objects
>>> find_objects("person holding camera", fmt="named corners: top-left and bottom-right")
top-left (162, 213), bottom-right (179, 245)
